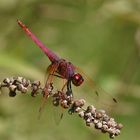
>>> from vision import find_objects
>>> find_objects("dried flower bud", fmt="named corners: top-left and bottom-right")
top-left (110, 134), bottom-right (115, 139)
top-left (9, 91), bottom-right (16, 97)
top-left (103, 114), bottom-right (110, 122)
top-left (86, 105), bottom-right (96, 113)
top-left (61, 100), bottom-right (69, 108)
top-left (115, 129), bottom-right (121, 135)
top-left (107, 119), bottom-right (117, 128)
top-left (84, 112), bottom-right (92, 118)
top-left (79, 111), bottom-right (84, 118)
top-left (21, 87), bottom-right (28, 93)
top-left (116, 123), bottom-right (123, 129)
top-left (96, 112), bottom-right (102, 119)
top-left (17, 84), bottom-right (24, 91)
top-left (16, 77), bottom-right (23, 83)
top-left (94, 119), bottom-right (99, 124)
top-left (3, 78), bottom-right (11, 84)
top-left (9, 85), bottom-right (17, 92)
top-left (32, 81), bottom-right (40, 87)
top-left (75, 107), bottom-right (81, 113)
top-left (102, 121), bottom-right (107, 125)
top-left (98, 109), bottom-right (106, 114)
top-left (23, 79), bottom-right (30, 87)
top-left (53, 100), bottom-right (59, 106)
top-left (95, 122), bottom-right (102, 129)
top-left (102, 124), bottom-right (108, 132)
top-left (74, 99), bottom-right (85, 107)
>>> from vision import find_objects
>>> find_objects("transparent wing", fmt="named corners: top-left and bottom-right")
top-left (38, 62), bottom-right (59, 119)
top-left (39, 62), bottom-right (67, 123)
top-left (51, 104), bottom-right (64, 125)
top-left (74, 66), bottom-right (118, 111)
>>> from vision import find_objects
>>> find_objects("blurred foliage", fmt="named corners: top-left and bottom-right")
top-left (0, 0), bottom-right (140, 140)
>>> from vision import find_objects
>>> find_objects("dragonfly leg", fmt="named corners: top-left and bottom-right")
top-left (49, 74), bottom-right (64, 79)
top-left (66, 80), bottom-right (73, 97)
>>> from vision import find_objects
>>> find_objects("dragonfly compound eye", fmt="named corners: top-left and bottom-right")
top-left (72, 73), bottom-right (84, 86)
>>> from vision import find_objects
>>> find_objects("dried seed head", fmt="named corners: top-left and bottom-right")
top-left (86, 118), bottom-right (91, 123)
top-left (110, 134), bottom-right (115, 139)
top-left (79, 111), bottom-right (85, 118)
top-left (21, 87), bottom-right (28, 93)
top-left (9, 77), bottom-right (15, 83)
top-left (74, 99), bottom-right (85, 107)
top-left (94, 119), bottom-right (99, 124)
top-left (116, 123), bottom-right (123, 129)
top-left (32, 85), bottom-right (38, 91)
top-left (107, 119), bottom-right (117, 128)
top-left (95, 122), bottom-right (102, 129)
top-left (98, 109), bottom-right (106, 114)
top-left (23, 79), bottom-right (30, 87)
top-left (115, 129), bottom-right (121, 135)
top-left (0, 76), bottom-right (123, 139)
top-left (108, 128), bottom-right (116, 135)
top-left (86, 105), bottom-right (96, 113)
top-left (102, 121), bottom-right (107, 125)
top-left (102, 114), bottom-right (110, 122)
top-left (22, 78), bottom-right (27, 86)
top-left (9, 91), bottom-right (16, 97)
top-left (66, 95), bottom-right (73, 103)
top-left (16, 77), bottom-right (23, 83)
top-left (85, 112), bottom-right (92, 118)
top-left (61, 100), bottom-right (69, 108)
top-left (9, 85), bottom-right (17, 92)
top-left (102, 124), bottom-right (108, 132)
top-left (110, 118), bottom-right (115, 122)
top-left (75, 107), bottom-right (81, 113)
top-left (17, 84), bottom-right (24, 91)
top-left (96, 112), bottom-right (102, 119)
top-left (32, 81), bottom-right (40, 87)
top-left (53, 99), bottom-right (59, 106)
top-left (3, 78), bottom-right (11, 84)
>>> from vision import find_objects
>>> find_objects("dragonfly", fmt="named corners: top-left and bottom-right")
top-left (17, 20), bottom-right (117, 114)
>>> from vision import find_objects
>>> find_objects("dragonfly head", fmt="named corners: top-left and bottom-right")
top-left (72, 73), bottom-right (84, 86)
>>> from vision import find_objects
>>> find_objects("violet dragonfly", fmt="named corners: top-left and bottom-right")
top-left (17, 20), bottom-right (117, 114)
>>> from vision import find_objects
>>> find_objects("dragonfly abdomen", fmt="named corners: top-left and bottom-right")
top-left (17, 20), bottom-right (60, 63)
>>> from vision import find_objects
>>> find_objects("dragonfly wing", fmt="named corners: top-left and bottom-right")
top-left (51, 105), bottom-right (64, 125)
top-left (38, 62), bottom-right (59, 119)
top-left (74, 66), bottom-right (118, 110)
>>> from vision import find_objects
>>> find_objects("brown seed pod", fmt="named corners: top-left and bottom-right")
top-left (9, 91), bottom-right (16, 97)
top-left (79, 111), bottom-right (85, 118)
top-left (61, 100), bottom-right (69, 108)
top-left (96, 112), bottom-right (102, 119)
top-left (3, 78), bottom-right (11, 85)
top-left (73, 99), bottom-right (85, 107)
top-left (9, 85), bottom-right (17, 92)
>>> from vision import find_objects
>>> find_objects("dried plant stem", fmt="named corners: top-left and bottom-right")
top-left (0, 76), bottom-right (123, 139)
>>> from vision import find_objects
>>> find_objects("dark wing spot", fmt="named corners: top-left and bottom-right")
top-left (60, 113), bottom-right (64, 120)
top-left (95, 91), bottom-right (99, 96)
top-left (113, 98), bottom-right (117, 103)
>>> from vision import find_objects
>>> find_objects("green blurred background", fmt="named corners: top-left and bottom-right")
top-left (0, 0), bottom-right (140, 140)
